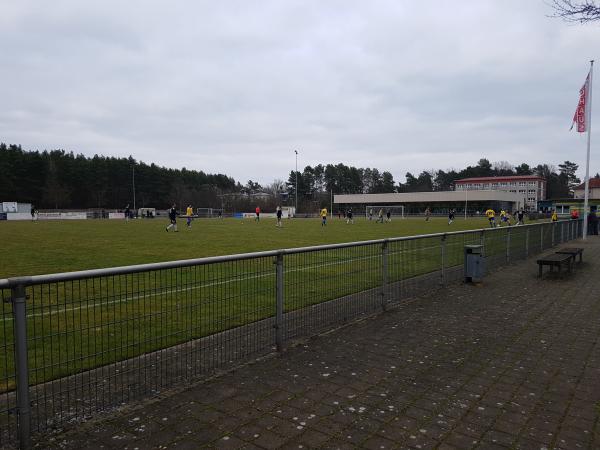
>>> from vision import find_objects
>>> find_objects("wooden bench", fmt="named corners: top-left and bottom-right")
top-left (537, 253), bottom-right (573, 278)
top-left (555, 247), bottom-right (584, 264)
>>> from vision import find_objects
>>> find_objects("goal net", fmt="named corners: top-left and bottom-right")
top-left (365, 205), bottom-right (405, 220)
top-left (195, 207), bottom-right (223, 218)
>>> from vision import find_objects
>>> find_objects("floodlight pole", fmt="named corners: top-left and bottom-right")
top-left (132, 164), bottom-right (136, 211)
top-left (295, 150), bottom-right (298, 216)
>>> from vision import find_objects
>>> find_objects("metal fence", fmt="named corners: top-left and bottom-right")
top-left (0, 219), bottom-right (582, 449)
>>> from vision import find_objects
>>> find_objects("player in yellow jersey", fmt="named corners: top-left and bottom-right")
top-left (186, 205), bottom-right (194, 228)
top-left (485, 208), bottom-right (496, 228)
top-left (320, 207), bottom-right (327, 226)
top-left (551, 210), bottom-right (558, 222)
top-left (499, 209), bottom-right (509, 226)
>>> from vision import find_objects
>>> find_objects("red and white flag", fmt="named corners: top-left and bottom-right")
top-left (571, 72), bottom-right (590, 132)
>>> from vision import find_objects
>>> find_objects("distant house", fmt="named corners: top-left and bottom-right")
top-left (574, 178), bottom-right (600, 199)
top-left (249, 192), bottom-right (271, 201)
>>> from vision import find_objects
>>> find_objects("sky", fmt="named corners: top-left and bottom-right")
top-left (1, 1), bottom-right (599, 185)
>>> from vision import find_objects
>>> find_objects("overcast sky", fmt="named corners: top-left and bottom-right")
top-left (1, 1), bottom-right (599, 185)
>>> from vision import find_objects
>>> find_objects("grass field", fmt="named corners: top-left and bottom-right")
top-left (0, 216), bottom-right (563, 395)
top-left (0, 216), bottom-right (494, 278)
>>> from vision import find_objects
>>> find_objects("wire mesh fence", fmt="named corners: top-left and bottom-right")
top-left (0, 219), bottom-right (583, 449)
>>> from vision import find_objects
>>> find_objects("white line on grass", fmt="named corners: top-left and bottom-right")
top-left (2, 242), bottom-right (453, 321)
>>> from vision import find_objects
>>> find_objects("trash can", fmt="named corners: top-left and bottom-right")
top-left (464, 244), bottom-right (485, 283)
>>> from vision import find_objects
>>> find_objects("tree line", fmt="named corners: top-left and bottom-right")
top-left (0, 143), bottom-right (588, 210)
top-left (284, 158), bottom-right (583, 201)
top-left (0, 144), bottom-right (236, 209)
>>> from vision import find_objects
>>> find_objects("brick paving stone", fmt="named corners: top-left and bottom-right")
top-left (360, 434), bottom-right (399, 450)
top-left (30, 239), bottom-right (600, 449)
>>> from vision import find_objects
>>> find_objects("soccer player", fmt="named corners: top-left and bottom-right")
top-left (30, 205), bottom-right (36, 221)
top-left (255, 206), bottom-right (260, 222)
top-left (166, 204), bottom-right (178, 232)
top-left (516, 209), bottom-right (525, 225)
top-left (386, 209), bottom-right (391, 222)
top-left (448, 209), bottom-right (455, 225)
top-left (551, 210), bottom-right (558, 222)
top-left (124, 204), bottom-right (130, 222)
top-left (186, 205), bottom-right (194, 228)
top-left (485, 208), bottom-right (496, 228)
top-left (346, 208), bottom-right (354, 224)
top-left (377, 209), bottom-right (384, 223)
top-left (498, 209), bottom-right (505, 226)
top-left (369, 208), bottom-right (373, 221)
top-left (276, 206), bottom-right (283, 227)
top-left (320, 207), bottom-right (327, 226)
top-left (425, 207), bottom-right (431, 221)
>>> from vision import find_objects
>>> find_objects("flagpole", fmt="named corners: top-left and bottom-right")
top-left (583, 60), bottom-right (594, 240)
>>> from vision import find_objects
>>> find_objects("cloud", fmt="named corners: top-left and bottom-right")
top-left (0, 0), bottom-right (598, 185)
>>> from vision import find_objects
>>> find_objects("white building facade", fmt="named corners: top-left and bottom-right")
top-left (454, 175), bottom-right (546, 210)
top-left (574, 178), bottom-right (600, 199)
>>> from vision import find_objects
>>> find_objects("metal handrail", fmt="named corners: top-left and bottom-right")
top-left (0, 220), bottom-right (574, 289)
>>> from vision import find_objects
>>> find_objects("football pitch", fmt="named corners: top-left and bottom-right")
top-left (0, 216), bottom-right (494, 278)
top-left (0, 216), bottom-right (548, 391)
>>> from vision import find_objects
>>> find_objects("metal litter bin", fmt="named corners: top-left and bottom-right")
top-left (464, 244), bottom-right (484, 283)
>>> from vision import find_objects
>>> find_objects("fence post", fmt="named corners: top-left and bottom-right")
top-left (479, 229), bottom-right (485, 257)
top-left (506, 227), bottom-right (511, 263)
top-left (10, 283), bottom-right (31, 450)
top-left (440, 235), bottom-right (446, 287)
top-left (275, 253), bottom-right (284, 352)
top-left (381, 240), bottom-right (389, 311)
top-left (540, 224), bottom-right (544, 250)
top-left (561, 221), bottom-right (564, 243)
top-left (525, 227), bottom-right (529, 257)
top-left (551, 223), bottom-right (555, 247)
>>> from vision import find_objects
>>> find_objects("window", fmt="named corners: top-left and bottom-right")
top-left (519, 182), bottom-right (526, 186)
top-left (528, 190), bottom-right (536, 195)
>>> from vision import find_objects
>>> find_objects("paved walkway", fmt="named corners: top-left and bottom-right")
top-left (41, 240), bottom-right (600, 449)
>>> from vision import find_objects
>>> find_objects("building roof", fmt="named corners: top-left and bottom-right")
top-left (574, 178), bottom-right (600, 190)
top-left (334, 190), bottom-right (523, 204)
top-left (455, 175), bottom-right (544, 183)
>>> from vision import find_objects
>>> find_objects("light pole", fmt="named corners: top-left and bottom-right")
top-left (132, 164), bottom-right (136, 212)
top-left (295, 150), bottom-right (298, 216)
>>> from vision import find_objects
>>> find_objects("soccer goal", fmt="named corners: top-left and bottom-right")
top-left (365, 205), bottom-right (405, 220)
top-left (195, 207), bottom-right (223, 218)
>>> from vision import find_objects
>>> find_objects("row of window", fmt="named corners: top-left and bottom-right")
top-left (508, 190), bottom-right (538, 195)
top-left (458, 181), bottom-right (540, 189)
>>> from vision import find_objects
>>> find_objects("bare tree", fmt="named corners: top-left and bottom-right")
top-left (492, 161), bottom-right (515, 175)
top-left (265, 179), bottom-right (285, 198)
top-left (549, 0), bottom-right (600, 22)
